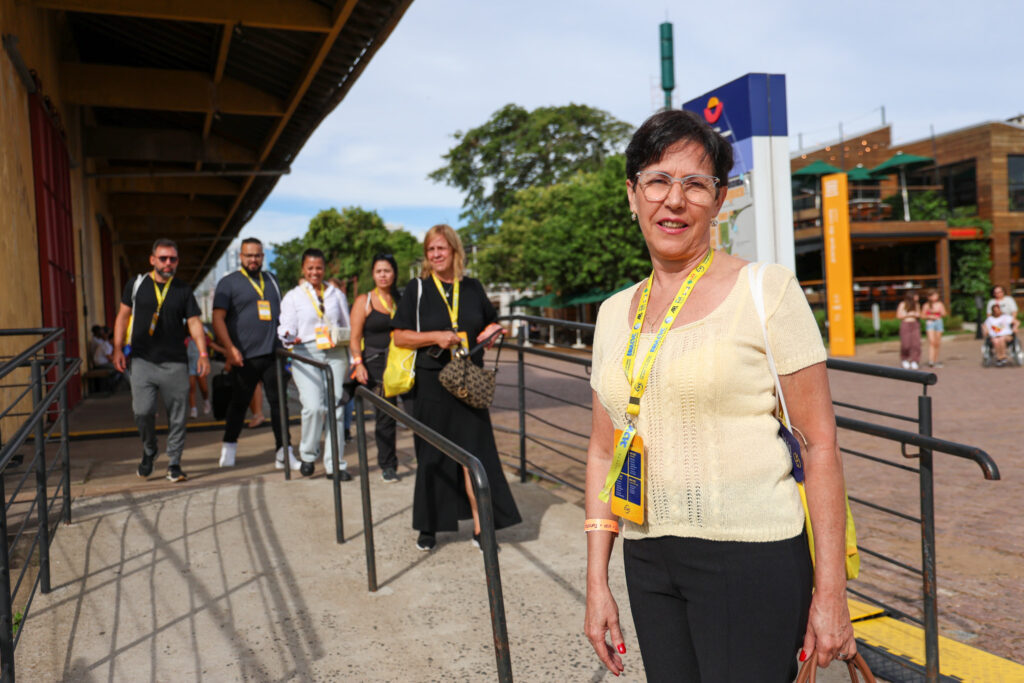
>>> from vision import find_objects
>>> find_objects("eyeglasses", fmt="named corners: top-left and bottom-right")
top-left (373, 253), bottom-right (393, 261)
top-left (241, 252), bottom-right (264, 259)
top-left (156, 256), bottom-right (179, 263)
top-left (634, 172), bottom-right (720, 205)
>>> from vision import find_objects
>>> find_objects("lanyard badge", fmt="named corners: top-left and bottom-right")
top-left (148, 274), bottom-right (173, 336)
top-left (431, 274), bottom-right (469, 349)
top-left (240, 269), bottom-right (272, 321)
top-left (599, 250), bottom-right (714, 525)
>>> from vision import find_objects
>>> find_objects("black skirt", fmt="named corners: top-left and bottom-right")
top-left (411, 367), bottom-right (522, 533)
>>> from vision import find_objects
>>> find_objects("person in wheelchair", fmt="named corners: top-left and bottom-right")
top-left (983, 303), bottom-right (1020, 366)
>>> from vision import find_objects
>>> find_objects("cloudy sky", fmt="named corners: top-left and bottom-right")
top-left (239, 0), bottom-right (1022, 248)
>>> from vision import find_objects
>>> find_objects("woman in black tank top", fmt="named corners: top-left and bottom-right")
top-left (350, 254), bottom-right (402, 481)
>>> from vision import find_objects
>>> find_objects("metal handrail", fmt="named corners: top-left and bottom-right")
top-left (274, 348), bottom-right (344, 544)
top-left (0, 328), bottom-right (62, 383)
top-left (352, 386), bottom-right (512, 683)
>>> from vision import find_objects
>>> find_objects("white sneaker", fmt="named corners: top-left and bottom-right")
top-left (190, 406), bottom-right (198, 418)
top-left (910, 361), bottom-right (919, 369)
top-left (276, 446), bottom-right (301, 470)
top-left (203, 399), bottom-right (212, 416)
top-left (901, 360), bottom-right (911, 369)
top-left (219, 442), bottom-right (237, 467)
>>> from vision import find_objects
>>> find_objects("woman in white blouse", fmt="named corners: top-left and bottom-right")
top-left (278, 248), bottom-right (352, 480)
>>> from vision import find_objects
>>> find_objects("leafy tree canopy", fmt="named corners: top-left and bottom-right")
top-left (474, 155), bottom-right (648, 295)
top-left (269, 207), bottom-right (421, 296)
top-left (429, 103), bottom-right (633, 246)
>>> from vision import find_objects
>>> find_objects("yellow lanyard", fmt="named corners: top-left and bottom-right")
top-left (303, 283), bottom-right (326, 319)
top-left (622, 249), bottom-right (713, 415)
top-left (373, 288), bottom-right (396, 318)
top-left (599, 249), bottom-right (713, 502)
top-left (239, 267), bottom-right (265, 298)
top-left (152, 272), bottom-right (173, 319)
top-left (431, 274), bottom-right (460, 330)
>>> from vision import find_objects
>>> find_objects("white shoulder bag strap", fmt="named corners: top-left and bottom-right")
top-left (748, 263), bottom-right (792, 425)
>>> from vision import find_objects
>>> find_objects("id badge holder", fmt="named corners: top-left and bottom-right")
top-left (148, 312), bottom-right (159, 335)
top-left (257, 299), bottom-right (272, 321)
top-left (457, 331), bottom-right (469, 350)
top-left (610, 429), bottom-right (644, 524)
top-left (314, 325), bottom-right (333, 350)
top-left (777, 419), bottom-right (804, 483)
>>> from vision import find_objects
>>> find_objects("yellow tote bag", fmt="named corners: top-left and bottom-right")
top-left (750, 264), bottom-right (860, 580)
top-left (382, 279), bottom-right (420, 398)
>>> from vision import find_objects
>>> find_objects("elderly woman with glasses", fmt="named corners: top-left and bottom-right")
top-left (583, 110), bottom-right (855, 680)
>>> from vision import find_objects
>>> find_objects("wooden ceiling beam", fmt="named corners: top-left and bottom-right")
top-left (62, 63), bottom-right (284, 116)
top-left (110, 194), bottom-right (229, 218)
top-left (28, 0), bottom-right (332, 32)
top-left (115, 217), bottom-right (223, 235)
top-left (196, 0), bottom-right (363, 275)
top-left (84, 127), bottom-right (257, 164)
top-left (97, 175), bottom-right (240, 195)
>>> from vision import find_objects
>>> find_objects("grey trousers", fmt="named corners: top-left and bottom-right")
top-left (129, 357), bottom-right (189, 466)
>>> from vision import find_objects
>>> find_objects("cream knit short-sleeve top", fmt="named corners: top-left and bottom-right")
top-left (591, 263), bottom-right (826, 542)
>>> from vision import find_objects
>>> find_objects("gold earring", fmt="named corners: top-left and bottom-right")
top-left (711, 218), bottom-right (719, 227)
top-left (631, 212), bottom-right (637, 222)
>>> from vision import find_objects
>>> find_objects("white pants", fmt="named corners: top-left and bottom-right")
top-left (291, 342), bottom-right (349, 472)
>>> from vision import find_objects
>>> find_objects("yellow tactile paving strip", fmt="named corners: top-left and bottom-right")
top-left (854, 616), bottom-right (1024, 682)
top-left (848, 598), bottom-right (886, 622)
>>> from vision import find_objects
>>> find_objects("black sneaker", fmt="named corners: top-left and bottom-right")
top-left (472, 533), bottom-right (499, 552)
top-left (165, 465), bottom-right (187, 483)
top-left (344, 427), bottom-right (353, 443)
top-left (416, 532), bottom-right (436, 552)
top-left (381, 467), bottom-right (399, 483)
top-left (326, 469), bottom-right (352, 482)
top-left (300, 461), bottom-right (315, 477)
top-left (137, 453), bottom-right (155, 478)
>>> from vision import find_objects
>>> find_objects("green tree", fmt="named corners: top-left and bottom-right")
top-left (948, 209), bottom-right (993, 318)
top-left (268, 236), bottom-right (307, 291)
top-left (429, 103), bottom-right (633, 246)
top-left (476, 155), bottom-right (647, 294)
top-left (271, 207), bottom-right (421, 296)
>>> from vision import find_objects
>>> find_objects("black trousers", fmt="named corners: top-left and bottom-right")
top-left (365, 353), bottom-right (397, 470)
top-left (623, 532), bottom-right (812, 683)
top-left (223, 353), bottom-right (289, 449)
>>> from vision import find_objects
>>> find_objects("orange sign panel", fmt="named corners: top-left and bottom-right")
top-left (822, 173), bottom-right (855, 356)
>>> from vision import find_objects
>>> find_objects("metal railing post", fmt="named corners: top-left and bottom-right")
top-left (0, 476), bottom-right (15, 683)
top-left (354, 391), bottom-right (377, 591)
top-left (30, 361), bottom-right (52, 594)
top-left (58, 336), bottom-right (71, 524)
top-left (322, 365), bottom-right (344, 544)
top-left (275, 355), bottom-right (291, 481)
top-left (918, 393), bottom-right (939, 682)
top-left (517, 324), bottom-right (527, 482)
top-left (468, 461), bottom-right (512, 683)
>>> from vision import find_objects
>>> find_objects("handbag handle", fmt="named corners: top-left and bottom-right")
top-left (463, 327), bottom-right (505, 367)
top-left (794, 651), bottom-right (876, 683)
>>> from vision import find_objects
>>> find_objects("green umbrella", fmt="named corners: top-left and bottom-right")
top-left (870, 152), bottom-right (934, 221)
top-left (846, 166), bottom-right (874, 182)
top-left (792, 159), bottom-right (843, 177)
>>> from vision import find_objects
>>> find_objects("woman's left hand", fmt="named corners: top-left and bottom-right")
top-left (476, 323), bottom-right (505, 348)
top-left (801, 589), bottom-right (856, 667)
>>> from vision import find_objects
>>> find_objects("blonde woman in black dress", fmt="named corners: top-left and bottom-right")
top-left (391, 224), bottom-right (520, 551)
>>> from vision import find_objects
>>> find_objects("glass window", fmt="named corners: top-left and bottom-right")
top-left (1009, 156), bottom-right (1024, 211)
top-left (908, 159), bottom-right (977, 210)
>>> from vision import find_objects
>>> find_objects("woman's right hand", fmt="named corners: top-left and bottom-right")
top-left (435, 330), bottom-right (462, 349)
top-left (353, 363), bottom-right (369, 384)
top-left (584, 583), bottom-right (626, 676)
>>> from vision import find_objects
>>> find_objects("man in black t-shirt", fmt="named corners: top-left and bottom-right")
top-left (211, 237), bottom-right (295, 469)
top-left (113, 239), bottom-right (209, 483)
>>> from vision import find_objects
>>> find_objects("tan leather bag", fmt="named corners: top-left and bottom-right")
top-left (795, 651), bottom-right (876, 683)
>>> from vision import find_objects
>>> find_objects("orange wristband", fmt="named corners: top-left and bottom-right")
top-left (584, 518), bottom-right (619, 534)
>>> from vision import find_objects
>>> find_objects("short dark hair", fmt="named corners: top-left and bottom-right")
top-left (625, 110), bottom-right (734, 188)
top-left (151, 238), bottom-right (178, 254)
top-left (92, 325), bottom-right (103, 336)
top-left (301, 248), bottom-right (326, 265)
top-left (241, 237), bottom-right (263, 248)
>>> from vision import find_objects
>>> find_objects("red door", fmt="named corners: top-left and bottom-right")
top-left (29, 94), bottom-right (81, 405)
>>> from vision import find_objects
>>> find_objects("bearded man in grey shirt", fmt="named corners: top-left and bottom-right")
top-left (212, 237), bottom-right (297, 469)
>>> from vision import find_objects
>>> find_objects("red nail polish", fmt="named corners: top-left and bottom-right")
top-left (617, 643), bottom-right (626, 654)
top-left (799, 650), bottom-right (807, 662)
